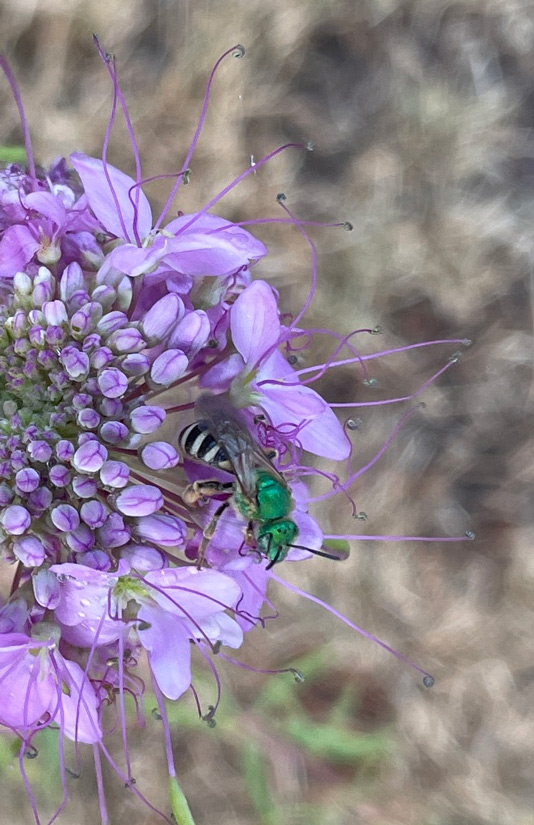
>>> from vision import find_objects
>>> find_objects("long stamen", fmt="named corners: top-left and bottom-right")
top-left (270, 573), bottom-right (435, 684)
top-left (275, 194), bottom-right (319, 330)
top-left (93, 35), bottom-right (143, 244)
top-left (169, 143), bottom-right (306, 240)
top-left (154, 44), bottom-right (245, 230)
top-left (0, 55), bottom-right (37, 182)
top-left (330, 354), bottom-right (461, 409)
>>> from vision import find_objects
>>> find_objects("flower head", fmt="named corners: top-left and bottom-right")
top-left (0, 42), bottom-right (471, 825)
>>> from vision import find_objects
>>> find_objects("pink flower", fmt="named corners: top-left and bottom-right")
top-left (203, 279), bottom-right (351, 459)
top-left (0, 631), bottom-right (101, 744)
top-left (137, 567), bottom-right (243, 699)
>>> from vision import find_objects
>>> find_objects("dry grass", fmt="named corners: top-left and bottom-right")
top-left (1, 1), bottom-right (533, 823)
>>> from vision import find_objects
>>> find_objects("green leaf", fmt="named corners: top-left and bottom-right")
top-left (242, 741), bottom-right (274, 825)
top-left (285, 718), bottom-right (390, 763)
top-left (0, 146), bottom-right (27, 164)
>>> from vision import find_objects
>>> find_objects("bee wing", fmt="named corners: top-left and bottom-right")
top-left (195, 394), bottom-right (288, 495)
top-left (195, 394), bottom-right (260, 497)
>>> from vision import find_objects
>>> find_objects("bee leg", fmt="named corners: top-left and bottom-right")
top-left (196, 500), bottom-right (231, 570)
top-left (245, 520), bottom-right (255, 547)
top-left (183, 479), bottom-right (235, 506)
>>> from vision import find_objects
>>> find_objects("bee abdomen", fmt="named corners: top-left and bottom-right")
top-left (179, 421), bottom-right (232, 471)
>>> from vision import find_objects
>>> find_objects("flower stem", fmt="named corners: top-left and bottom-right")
top-left (169, 777), bottom-right (197, 825)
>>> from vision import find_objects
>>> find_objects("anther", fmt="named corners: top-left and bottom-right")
top-left (276, 192), bottom-right (287, 203)
top-left (305, 140), bottom-right (316, 152)
top-left (448, 351), bottom-right (462, 363)
top-left (287, 354), bottom-right (298, 365)
top-left (343, 221), bottom-right (353, 231)
top-left (65, 768), bottom-right (81, 779)
top-left (25, 746), bottom-right (39, 759)
top-left (354, 511), bottom-right (367, 521)
top-left (371, 325), bottom-right (383, 335)
top-left (202, 705), bottom-right (217, 728)
top-left (151, 708), bottom-right (163, 721)
top-left (292, 669), bottom-right (305, 683)
top-left (462, 338), bottom-right (473, 347)
top-left (465, 530), bottom-right (475, 540)
top-left (346, 417), bottom-right (363, 431)
top-left (362, 377), bottom-right (379, 388)
top-left (422, 675), bottom-right (435, 688)
top-left (233, 45), bottom-right (246, 59)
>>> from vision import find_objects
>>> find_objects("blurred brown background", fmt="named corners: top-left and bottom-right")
top-left (1, 1), bottom-right (532, 823)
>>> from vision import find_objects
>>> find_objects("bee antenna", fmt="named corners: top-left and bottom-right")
top-left (266, 545), bottom-right (282, 570)
top-left (289, 544), bottom-right (343, 561)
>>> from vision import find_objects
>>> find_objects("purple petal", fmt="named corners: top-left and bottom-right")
top-left (168, 310), bottom-right (210, 358)
top-left (105, 238), bottom-right (167, 277)
top-left (224, 567), bottom-right (269, 632)
top-left (120, 543), bottom-right (166, 571)
top-left (59, 262), bottom-right (85, 302)
top-left (15, 468), bottom-right (40, 494)
top-left (97, 368), bottom-right (128, 398)
top-left (54, 657), bottom-right (102, 744)
top-left (150, 349), bottom-right (188, 386)
top-left (55, 439), bottom-right (75, 462)
top-left (113, 484), bottom-right (163, 517)
top-left (73, 440), bottom-right (108, 473)
top-left (0, 224), bottom-right (40, 278)
top-left (141, 293), bottom-right (184, 343)
top-left (80, 499), bottom-right (108, 529)
top-left (27, 440), bottom-right (52, 462)
top-left (13, 535), bottom-right (46, 567)
top-left (43, 300), bottom-right (68, 326)
top-left (129, 405), bottom-right (165, 434)
top-left (261, 382), bottom-right (350, 460)
top-left (80, 549), bottom-right (112, 571)
top-left (0, 639), bottom-right (56, 729)
top-left (163, 213), bottom-right (267, 276)
top-left (27, 486), bottom-right (53, 512)
top-left (122, 353), bottom-right (150, 376)
top-left (70, 153), bottom-right (152, 241)
top-left (99, 421), bottom-right (129, 444)
top-left (72, 476), bottom-right (98, 498)
top-left (49, 465), bottom-right (72, 487)
top-left (96, 513), bottom-right (131, 548)
top-left (100, 460), bottom-right (130, 488)
top-left (25, 191), bottom-right (67, 228)
top-left (106, 327), bottom-right (144, 354)
top-left (137, 608), bottom-right (192, 700)
top-left (60, 346), bottom-right (90, 380)
top-left (96, 311), bottom-right (129, 336)
top-left (230, 280), bottom-right (281, 367)
top-left (51, 504), bottom-right (80, 532)
top-left (50, 562), bottom-right (122, 646)
top-left (65, 523), bottom-right (95, 553)
top-left (33, 567), bottom-right (61, 608)
top-left (144, 567), bottom-right (241, 616)
top-left (77, 408), bottom-right (101, 430)
top-left (1, 505), bottom-right (31, 535)
top-left (200, 352), bottom-right (244, 391)
top-left (140, 442), bottom-right (179, 470)
top-left (134, 514), bottom-right (186, 547)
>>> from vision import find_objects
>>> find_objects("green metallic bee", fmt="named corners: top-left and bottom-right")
top-left (179, 394), bottom-right (343, 569)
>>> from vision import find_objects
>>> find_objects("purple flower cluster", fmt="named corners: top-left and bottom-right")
top-left (0, 45), bottom-right (471, 824)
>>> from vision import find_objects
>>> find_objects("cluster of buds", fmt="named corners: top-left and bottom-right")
top-left (0, 43), bottom-right (471, 824)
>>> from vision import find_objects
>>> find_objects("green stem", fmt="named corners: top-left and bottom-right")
top-left (169, 777), bottom-right (197, 825)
